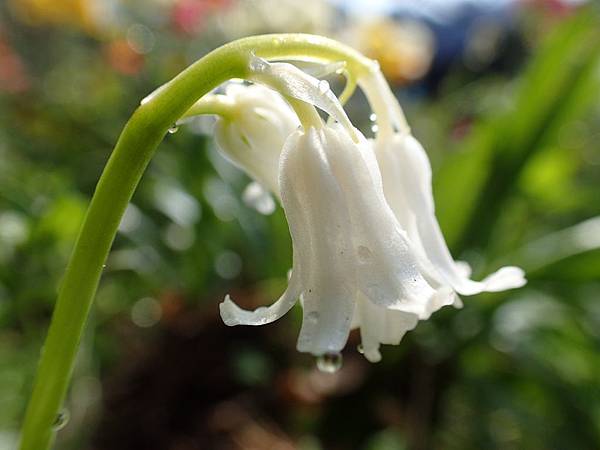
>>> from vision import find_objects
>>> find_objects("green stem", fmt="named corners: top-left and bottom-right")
top-left (285, 96), bottom-right (323, 129)
top-left (18, 33), bottom-right (375, 450)
top-left (181, 94), bottom-right (237, 121)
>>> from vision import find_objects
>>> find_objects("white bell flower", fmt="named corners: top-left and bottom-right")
top-left (220, 122), bottom-right (454, 361)
top-left (216, 59), bottom-right (525, 365)
top-left (374, 133), bottom-right (526, 297)
top-left (357, 64), bottom-right (525, 297)
top-left (212, 83), bottom-right (300, 195)
top-left (201, 56), bottom-right (357, 212)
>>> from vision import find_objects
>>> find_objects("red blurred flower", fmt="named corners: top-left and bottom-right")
top-left (171, 0), bottom-right (231, 35)
top-left (0, 32), bottom-right (29, 93)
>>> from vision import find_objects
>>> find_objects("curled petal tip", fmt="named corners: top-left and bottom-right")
top-left (219, 295), bottom-right (272, 326)
top-left (482, 266), bottom-right (527, 292)
top-left (219, 295), bottom-right (242, 326)
top-left (220, 280), bottom-right (301, 327)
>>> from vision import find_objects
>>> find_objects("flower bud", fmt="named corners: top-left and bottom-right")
top-left (213, 83), bottom-right (299, 195)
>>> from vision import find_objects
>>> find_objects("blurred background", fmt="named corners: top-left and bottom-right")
top-left (1, 0), bottom-right (600, 449)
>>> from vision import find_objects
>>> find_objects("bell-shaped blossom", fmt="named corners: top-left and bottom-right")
top-left (210, 56), bottom-right (357, 198)
top-left (220, 123), bottom-right (454, 360)
top-left (212, 83), bottom-right (300, 195)
top-left (374, 132), bottom-right (526, 296)
top-left (216, 59), bottom-right (525, 364)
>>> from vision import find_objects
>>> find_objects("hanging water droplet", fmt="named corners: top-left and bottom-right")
top-left (316, 352), bottom-right (342, 373)
top-left (318, 80), bottom-right (330, 95)
top-left (371, 124), bottom-right (379, 134)
top-left (357, 344), bottom-right (364, 354)
top-left (52, 409), bottom-right (70, 431)
top-left (168, 124), bottom-right (179, 134)
top-left (369, 113), bottom-right (377, 122)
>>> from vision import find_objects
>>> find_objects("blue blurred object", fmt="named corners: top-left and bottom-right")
top-left (331, 0), bottom-right (521, 89)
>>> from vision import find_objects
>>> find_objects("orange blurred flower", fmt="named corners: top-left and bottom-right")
top-left (104, 40), bottom-right (144, 76)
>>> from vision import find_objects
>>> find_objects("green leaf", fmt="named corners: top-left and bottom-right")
top-left (434, 10), bottom-right (600, 253)
top-left (506, 216), bottom-right (600, 282)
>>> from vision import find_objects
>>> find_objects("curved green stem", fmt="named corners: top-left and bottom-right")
top-left (18, 33), bottom-right (377, 450)
top-left (286, 96), bottom-right (323, 129)
top-left (180, 94), bottom-right (237, 121)
top-left (338, 69), bottom-right (357, 106)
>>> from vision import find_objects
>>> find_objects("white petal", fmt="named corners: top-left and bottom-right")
top-left (480, 266), bottom-right (527, 292)
top-left (359, 69), bottom-right (409, 135)
top-left (279, 128), bottom-right (356, 355)
top-left (376, 134), bottom-right (526, 296)
top-left (357, 298), bottom-right (385, 363)
top-left (321, 126), bottom-right (437, 318)
top-left (219, 270), bottom-right (302, 326)
top-left (356, 295), bottom-right (419, 363)
top-left (249, 55), bottom-right (357, 140)
top-left (455, 260), bottom-right (472, 278)
top-left (297, 286), bottom-right (356, 356)
top-left (382, 310), bottom-right (419, 345)
top-left (423, 286), bottom-right (459, 319)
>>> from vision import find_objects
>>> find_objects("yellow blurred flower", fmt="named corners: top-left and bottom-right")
top-left (344, 18), bottom-right (435, 85)
top-left (8, 0), bottom-right (111, 34)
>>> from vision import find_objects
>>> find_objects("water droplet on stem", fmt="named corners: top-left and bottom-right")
top-left (249, 56), bottom-right (269, 73)
top-left (53, 409), bottom-right (70, 431)
top-left (168, 124), bottom-right (179, 134)
top-left (316, 352), bottom-right (342, 373)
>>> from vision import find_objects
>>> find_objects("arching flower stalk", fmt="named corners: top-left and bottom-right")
top-left (21, 34), bottom-right (526, 450)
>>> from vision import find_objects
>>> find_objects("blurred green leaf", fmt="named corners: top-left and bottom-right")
top-left (434, 10), bottom-right (600, 253)
top-left (508, 216), bottom-right (600, 282)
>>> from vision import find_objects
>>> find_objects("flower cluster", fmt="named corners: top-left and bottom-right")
top-left (197, 56), bottom-right (526, 364)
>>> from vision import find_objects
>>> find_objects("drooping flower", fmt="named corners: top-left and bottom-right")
top-left (220, 121), bottom-right (455, 360)
top-left (215, 57), bottom-right (525, 365)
